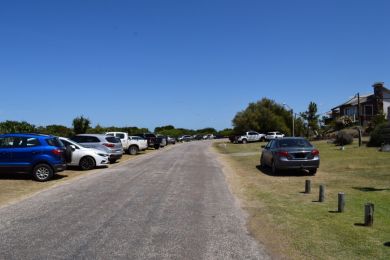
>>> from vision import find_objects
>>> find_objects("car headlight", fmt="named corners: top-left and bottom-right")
top-left (97, 153), bottom-right (108, 157)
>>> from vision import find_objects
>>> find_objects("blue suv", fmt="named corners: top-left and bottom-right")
top-left (0, 133), bottom-right (70, 181)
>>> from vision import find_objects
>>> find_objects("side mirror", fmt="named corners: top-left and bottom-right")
top-left (70, 145), bottom-right (76, 151)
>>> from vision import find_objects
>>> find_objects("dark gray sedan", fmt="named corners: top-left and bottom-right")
top-left (260, 137), bottom-right (319, 175)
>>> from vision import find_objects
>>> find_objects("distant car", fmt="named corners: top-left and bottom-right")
top-left (70, 134), bottom-right (123, 163)
top-left (59, 137), bottom-right (109, 170)
top-left (260, 137), bottom-right (320, 175)
top-left (134, 133), bottom-right (161, 149)
top-left (167, 136), bottom-right (176, 144)
top-left (203, 134), bottom-right (215, 140)
top-left (0, 133), bottom-right (70, 181)
top-left (265, 131), bottom-right (284, 140)
top-left (106, 132), bottom-right (147, 155)
top-left (237, 131), bottom-right (266, 144)
top-left (178, 135), bottom-right (192, 142)
top-left (156, 135), bottom-right (167, 147)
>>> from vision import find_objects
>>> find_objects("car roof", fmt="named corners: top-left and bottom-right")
top-left (76, 134), bottom-right (106, 137)
top-left (0, 133), bottom-right (54, 138)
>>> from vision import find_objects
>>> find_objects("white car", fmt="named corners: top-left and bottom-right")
top-left (59, 137), bottom-right (109, 170)
top-left (106, 132), bottom-right (148, 155)
top-left (265, 131), bottom-right (285, 140)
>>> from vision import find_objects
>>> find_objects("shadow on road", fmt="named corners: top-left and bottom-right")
top-left (0, 172), bottom-right (67, 181)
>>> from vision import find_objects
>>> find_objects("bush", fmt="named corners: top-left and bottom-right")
top-left (368, 123), bottom-right (390, 147)
top-left (334, 130), bottom-right (353, 146)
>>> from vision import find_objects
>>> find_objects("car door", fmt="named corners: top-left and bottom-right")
top-left (0, 137), bottom-right (13, 170)
top-left (8, 137), bottom-right (41, 172)
top-left (262, 140), bottom-right (274, 166)
top-left (61, 139), bottom-right (81, 165)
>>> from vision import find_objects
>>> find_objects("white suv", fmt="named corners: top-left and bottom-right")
top-left (265, 132), bottom-right (284, 140)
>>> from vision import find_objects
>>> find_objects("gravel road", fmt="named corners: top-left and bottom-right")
top-left (0, 141), bottom-right (269, 259)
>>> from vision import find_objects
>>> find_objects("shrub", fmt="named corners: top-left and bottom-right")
top-left (335, 116), bottom-right (354, 130)
top-left (334, 130), bottom-right (353, 146)
top-left (368, 123), bottom-right (390, 147)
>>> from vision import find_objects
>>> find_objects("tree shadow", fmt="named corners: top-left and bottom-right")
top-left (354, 223), bottom-right (367, 227)
top-left (256, 165), bottom-right (312, 177)
top-left (384, 242), bottom-right (390, 247)
top-left (352, 187), bottom-right (390, 192)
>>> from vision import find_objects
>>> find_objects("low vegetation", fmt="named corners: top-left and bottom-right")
top-left (215, 141), bottom-right (390, 259)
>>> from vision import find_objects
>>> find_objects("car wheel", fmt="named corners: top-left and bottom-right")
top-left (261, 137), bottom-right (265, 142)
top-left (109, 158), bottom-right (117, 164)
top-left (154, 144), bottom-right (160, 149)
top-left (79, 156), bottom-right (96, 170)
top-left (128, 145), bottom-right (139, 155)
top-left (271, 160), bottom-right (278, 175)
top-left (242, 139), bottom-right (247, 144)
top-left (32, 164), bottom-right (53, 182)
top-left (309, 169), bottom-right (317, 175)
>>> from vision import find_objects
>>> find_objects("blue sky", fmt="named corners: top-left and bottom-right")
top-left (1, 0), bottom-right (389, 131)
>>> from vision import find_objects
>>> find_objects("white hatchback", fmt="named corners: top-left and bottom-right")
top-left (265, 131), bottom-right (285, 140)
top-left (59, 137), bottom-right (109, 170)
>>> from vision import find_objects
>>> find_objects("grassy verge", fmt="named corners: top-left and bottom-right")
top-left (214, 140), bottom-right (390, 259)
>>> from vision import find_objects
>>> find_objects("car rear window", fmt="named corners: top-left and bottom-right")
top-left (278, 139), bottom-right (312, 148)
top-left (46, 137), bottom-right (64, 147)
top-left (105, 137), bottom-right (120, 143)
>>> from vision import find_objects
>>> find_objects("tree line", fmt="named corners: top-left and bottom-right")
top-left (0, 116), bottom-right (233, 138)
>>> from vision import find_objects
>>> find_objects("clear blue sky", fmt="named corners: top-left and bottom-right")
top-left (1, 0), bottom-right (389, 131)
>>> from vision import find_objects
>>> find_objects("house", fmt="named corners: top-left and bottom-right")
top-left (330, 82), bottom-right (390, 126)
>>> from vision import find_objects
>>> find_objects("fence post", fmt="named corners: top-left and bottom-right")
top-left (338, 192), bottom-right (345, 212)
top-left (319, 185), bottom-right (325, 202)
top-left (364, 203), bottom-right (374, 226)
top-left (305, 180), bottom-right (311, 194)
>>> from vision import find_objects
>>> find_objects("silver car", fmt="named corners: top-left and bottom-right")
top-left (70, 134), bottom-right (123, 163)
top-left (260, 137), bottom-right (319, 175)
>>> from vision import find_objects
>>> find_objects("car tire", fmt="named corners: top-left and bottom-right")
top-left (309, 169), bottom-right (317, 175)
top-left (79, 156), bottom-right (96, 170)
top-left (32, 164), bottom-right (53, 182)
top-left (128, 145), bottom-right (139, 155)
top-left (154, 144), bottom-right (160, 149)
top-left (260, 137), bottom-right (265, 142)
top-left (271, 160), bottom-right (278, 175)
top-left (242, 139), bottom-right (247, 144)
top-left (109, 158), bottom-right (117, 164)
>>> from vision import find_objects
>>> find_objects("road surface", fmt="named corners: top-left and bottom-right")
top-left (0, 141), bottom-right (269, 259)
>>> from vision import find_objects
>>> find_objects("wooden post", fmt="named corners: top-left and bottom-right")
top-left (364, 203), bottom-right (374, 226)
top-left (338, 192), bottom-right (345, 212)
top-left (319, 185), bottom-right (325, 202)
top-left (305, 180), bottom-right (311, 194)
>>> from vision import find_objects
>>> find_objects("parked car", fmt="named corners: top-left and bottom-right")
top-left (167, 136), bottom-right (176, 144)
top-left (178, 135), bottom-right (192, 142)
top-left (237, 131), bottom-right (266, 144)
top-left (106, 132), bottom-right (147, 155)
top-left (59, 137), bottom-right (109, 170)
top-left (0, 133), bottom-right (70, 181)
top-left (265, 131), bottom-right (285, 140)
top-left (260, 137), bottom-right (320, 175)
top-left (70, 134), bottom-right (123, 163)
top-left (156, 135), bottom-right (167, 147)
top-left (203, 134), bottom-right (215, 140)
top-left (134, 133), bottom-right (161, 149)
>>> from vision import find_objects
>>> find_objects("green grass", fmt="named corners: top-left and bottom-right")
top-left (214, 140), bottom-right (390, 259)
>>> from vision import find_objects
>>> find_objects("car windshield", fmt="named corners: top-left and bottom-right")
top-left (267, 132), bottom-right (275, 135)
top-left (278, 139), bottom-right (312, 148)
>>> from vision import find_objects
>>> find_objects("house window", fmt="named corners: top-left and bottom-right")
top-left (364, 105), bottom-right (373, 116)
top-left (344, 106), bottom-right (357, 117)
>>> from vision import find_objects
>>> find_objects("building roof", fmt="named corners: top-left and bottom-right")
top-left (331, 94), bottom-right (372, 110)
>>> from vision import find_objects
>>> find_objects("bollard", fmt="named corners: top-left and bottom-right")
top-left (364, 203), bottom-right (374, 226)
top-left (338, 192), bottom-right (345, 212)
top-left (305, 180), bottom-right (311, 194)
top-left (319, 185), bottom-right (325, 202)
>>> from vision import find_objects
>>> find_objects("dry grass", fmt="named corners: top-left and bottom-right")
top-left (214, 140), bottom-right (390, 259)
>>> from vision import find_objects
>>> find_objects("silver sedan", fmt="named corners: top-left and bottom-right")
top-left (260, 137), bottom-right (320, 175)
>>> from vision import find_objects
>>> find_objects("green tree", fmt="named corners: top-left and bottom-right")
top-left (0, 120), bottom-right (36, 134)
top-left (41, 124), bottom-right (72, 137)
top-left (300, 102), bottom-right (319, 135)
top-left (232, 98), bottom-right (292, 135)
top-left (72, 116), bottom-right (91, 134)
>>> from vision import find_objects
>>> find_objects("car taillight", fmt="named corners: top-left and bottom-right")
top-left (51, 149), bottom-right (63, 156)
top-left (311, 149), bottom-right (319, 156)
top-left (278, 151), bottom-right (289, 157)
top-left (103, 143), bottom-right (115, 148)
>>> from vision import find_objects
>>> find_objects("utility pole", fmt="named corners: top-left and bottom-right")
top-left (292, 109), bottom-right (295, 137)
top-left (357, 92), bottom-right (361, 126)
